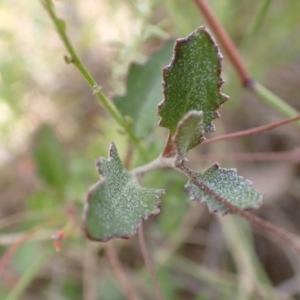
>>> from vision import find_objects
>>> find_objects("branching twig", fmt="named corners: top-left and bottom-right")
top-left (138, 223), bottom-right (163, 300)
top-left (131, 151), bottom-right (300, 255)
top-left (131, 156), bottom-right (174, 178)
top-left (105, 242), bottom-right (138, 300)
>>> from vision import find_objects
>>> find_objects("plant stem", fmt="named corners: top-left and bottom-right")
top-left (105, 242), bottom-right (138, 300)
top-left (41, 0), bottom-right (149, 161)
top-left (240, 0), bottom-right (273, 53)
top-left (0, 231), bottom-right (37, 277)
top-left (131, 156), bottom-right (174, 178)
top-left (189, 148), bottom-right (300, 163)
top-left (192, 0), bottom-right (300, 127)
top-left (138, 223), bottom-right (163, 300)
top-left (176, 162), bottom-right (300, 255)
top-left (202, 115), bottom-right (300, 145)
top-left (83, 242), bottom-right (98, 300)
top-left (0, 230), bottom-right (56, 246)
top-left (41, 0), bottom-right (123, 124)
top-left (252, 82), bottom-right (300, 121)
top-left (5, 247), bottom-right (54, 300)
top-left (161, 132), bottom-right (175, 157)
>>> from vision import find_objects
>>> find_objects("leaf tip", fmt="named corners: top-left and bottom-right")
top-left (108, 142), bottom-right (117, 154)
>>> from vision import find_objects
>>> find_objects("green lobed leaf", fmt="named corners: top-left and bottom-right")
top-left (32, 124), bottom-right (68, 194)
top-left (83, 143), bottom-right (166, 242)
top-left (114, 41), bottom-right (174, 139)
top-left (173, 110), bottom-right (205, 160)
top-left (185, 163), bottom-right (263, 215)
top-left (158, 26), bottom-right (229, 134)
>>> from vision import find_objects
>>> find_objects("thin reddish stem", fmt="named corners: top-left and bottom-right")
top-left (203, 115), bottom-right (300, 145)
top-left (0, 231), bottom-right (36, 277)
top-left (105, 242), bottom-right (138, 300)
top-left (138, 223), bottom-right (163, 300)
top-left (193, 0), bottom-right (252, 86)
top-left (161, 132), bottom-right (175, 157)
top-left (193, 148), bottom-right (300, 163)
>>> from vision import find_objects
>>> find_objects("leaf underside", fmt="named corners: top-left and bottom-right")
top-left (173, 110), bottom-right (205, 160)
top-left (158, 26), bottom-right (229, 135)
top-left (186, 163), bottom-right (263, 215)
top-left (114, 41), bottom-right (174, 139)
top-left (83, 143), bottom-right (165, 242)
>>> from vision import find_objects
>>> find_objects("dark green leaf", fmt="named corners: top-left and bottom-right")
top-left (185, 163), bottom-right (263, 214)
top-left (114, 41), bottom-right (174, 139)
top-left (32, 124), bottom-right (68, 194)
top-left (158, 26), bottom-right (229, 134)
top-left (83, 143), bottom-right (165, 241)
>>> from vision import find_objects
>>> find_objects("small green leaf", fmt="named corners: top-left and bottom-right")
top-left (32, 124), bottom-right (68, 194)
top-left (158, 26), bottom-right (229, 134)
top-left (83, 143), bottom-right (166, 241)
top-left (173, 110), bottom-right (205, 160)
top-left (114, 41), bottom-right (174, 139)
top-left (185, 163), bottom-right (263, 214)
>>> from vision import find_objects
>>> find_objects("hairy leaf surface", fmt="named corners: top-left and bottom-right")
top-left (186, 163), bottom-right (263, 214)
top-left (158, 26), bottom-right (229, 134)
top-left (83, 143), bottom-right (165, 241)
top-left (114, 42), bottom-right (174, 139)
top-left (173, 110), bottom-right (205, 160)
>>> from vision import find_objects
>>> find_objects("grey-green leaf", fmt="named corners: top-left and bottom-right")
top-left (114, 41), bottom-right (174, 139)
top-left (158, 26), bottom-right (229, 134)
top-left (173, 110), bottom-right (205, 160)
top-left (185, 163), bottom-right (263, 214)
top-left (83, 143), bottom-right (166, 242)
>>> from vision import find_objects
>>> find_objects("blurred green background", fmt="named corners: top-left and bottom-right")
top-left (0, 0), bottom-right (300, 299)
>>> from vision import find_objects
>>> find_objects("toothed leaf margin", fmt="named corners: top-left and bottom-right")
top-left (158, 26), bottom-right (229, 134)
top-left (83, 143), bottom-right (166, 242)
top-left (185, 163), bottom-right (263, 215)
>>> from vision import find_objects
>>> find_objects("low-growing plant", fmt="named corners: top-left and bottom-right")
top-left (2, 1), bottom-right (300, 299)
top-left (44, 0), bottom-right (300, 298)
